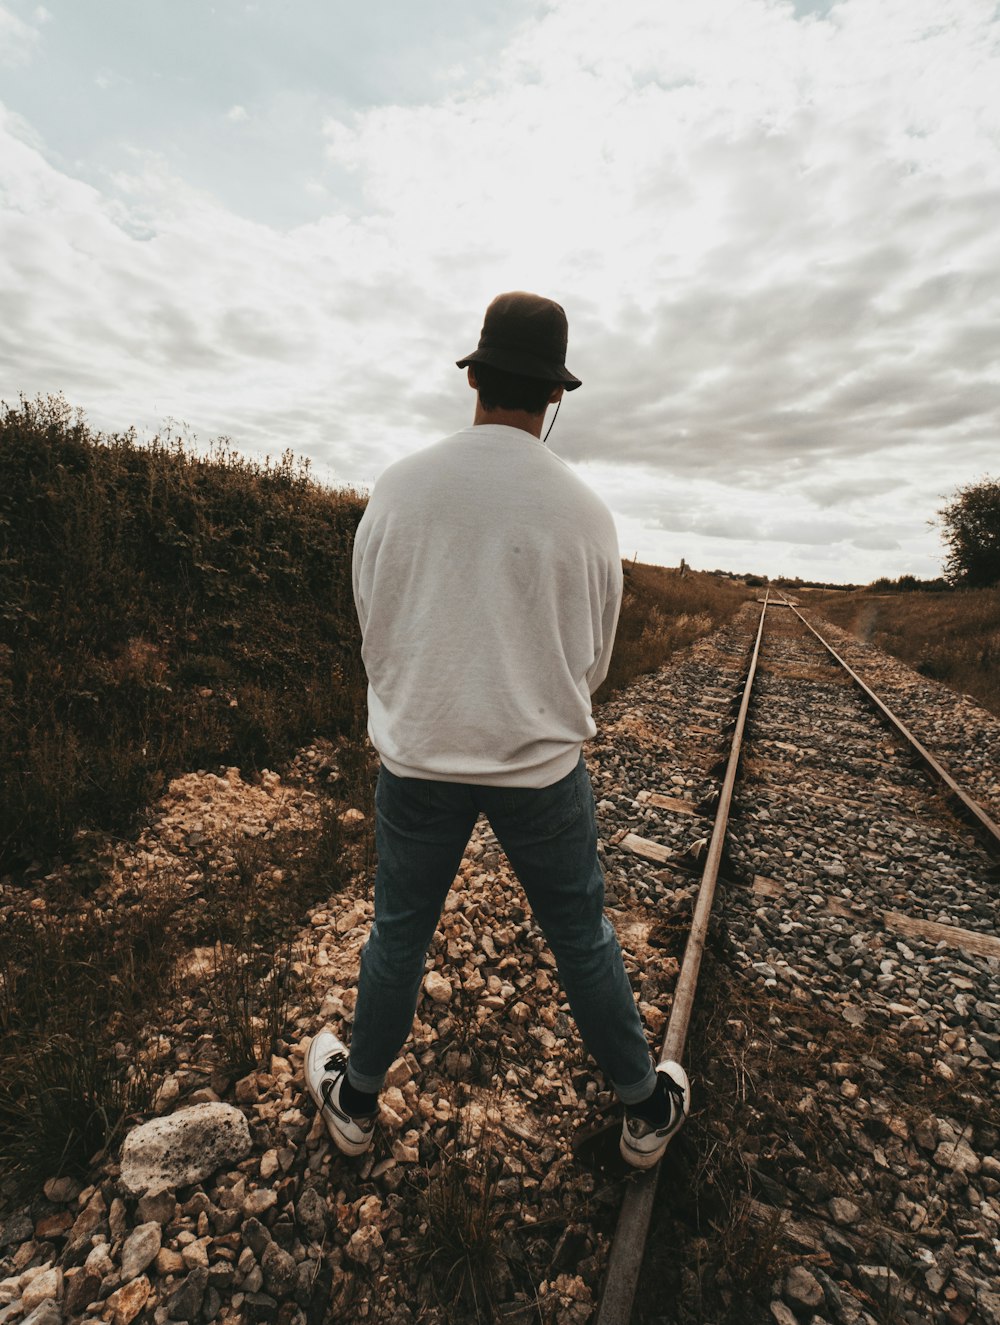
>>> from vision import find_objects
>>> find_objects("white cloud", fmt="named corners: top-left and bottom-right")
top-left (0, 3), bottom-right (41, 65)
top-left (1, 0), bottom-right (999, 583)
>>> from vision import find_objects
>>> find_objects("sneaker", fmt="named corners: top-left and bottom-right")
top-left (619, 1060), bottom-right (690, 1170)
top-left (304, 1030), bottom-right (377, 1157)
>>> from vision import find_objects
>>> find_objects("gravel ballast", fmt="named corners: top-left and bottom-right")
top-left (1, 600), bottom-right (997, 1324)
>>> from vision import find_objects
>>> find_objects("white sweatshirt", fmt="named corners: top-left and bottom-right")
top-left (352, 423), bottom-right (623, 787)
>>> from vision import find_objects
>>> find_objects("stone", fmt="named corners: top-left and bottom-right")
top-left (241, 1292), bottom-right (279, 1323)
top-left (20, 1305), bottom-right (63, 1325)
top-left (103, 1275), bottom-right (151, 1325)
top-left (180, 1238), bottom-right (210, 1269)
top-left (67, 1191), bottom-right (107, 1249)
top-left (108, 1197), bottom-right (128, 1242)
top-left (63, 1269), bottom-right (101, 1317)
top-left (828, 1196), bottom-right (862, 1226)
top-left (785, 1265), bottom-right (824, 1312)
top-left (153, 1075), bottom-right (181, 1113)
top-left (914, 1116), bottom-right (939, 1150)
top-left (155, 1248), bottom-right (186, 1276)
top-left (235, 1074), bottom-right (260, 1105)
top-left (0, 1211), bottom-right (34, 1249)
top-left (120, 1222), bottom-right (162, 1281)
top-left (42, 1178), bottom-right (80, 1205)
top-left (770, 1303), bottom-right (798, 1325)
top-left (166, 1266), bottom-right (208, 1321)
top-left (423, 970), bottom-right (452, 1003)
top-left (84, 1243), bottom-right (115, 1278)
top-left (345, 1225), bottom-right (383, 1267)
top-left (857, 1264), bottom-right (900, 1301)
top-left (261, 1242), bottom-right (297, 1299)
top-left (934, 1138), bottom-right (981, 1177)
top-left (22, 1268), bottom-right (62, 1313)
top-left (120, 1104), bottom-right (251, 1195)
top-left (242, 1217), bottom-right (272, 1258)
top-left (243, 1189), bottom-right (278, 1219)
top-left (136, 1190), bottom-right (177, 1225)
top-left (295, 1187), bottom-right (326, 1242)
top-left (33, 1212), bottom-right (73, 1240)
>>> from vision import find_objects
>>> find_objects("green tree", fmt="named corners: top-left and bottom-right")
top-left (938, 476), bottom-right (1000, 587)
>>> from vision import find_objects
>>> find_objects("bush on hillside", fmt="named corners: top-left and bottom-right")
top-left (0, 395), bottom-right (368, 873)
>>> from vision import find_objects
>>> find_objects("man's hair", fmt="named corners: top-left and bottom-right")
top-left (472, 362), bottom-right (557, 415)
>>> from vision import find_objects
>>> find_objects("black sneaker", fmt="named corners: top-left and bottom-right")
top-left (620, 1060), bottom-right (690, 1169)
top-left (304, 1031), bottom-right (377, 1156)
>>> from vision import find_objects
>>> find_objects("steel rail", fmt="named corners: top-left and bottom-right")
top-left (595, 594), bottom-right (771, 1325)
top-left (779, 600), bottom-right (1000, 853)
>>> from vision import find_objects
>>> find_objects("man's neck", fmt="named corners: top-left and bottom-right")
top-left (472, 401), bottom-right (548, 439)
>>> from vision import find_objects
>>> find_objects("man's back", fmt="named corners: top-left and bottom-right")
top-left (352, 421), bottom-right (623, 787)
top-left (306, 292), bottom-right (689, 1177)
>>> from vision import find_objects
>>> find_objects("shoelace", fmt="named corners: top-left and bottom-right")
top-left (664, 1075), bottom-right (685, 1107)
top-left (324, 1051), bottom-right (348, 1074)
top-left (626, 1073), bottom-right (686, 1132)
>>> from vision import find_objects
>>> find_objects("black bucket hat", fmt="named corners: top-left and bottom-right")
top-left (456, 291), bottom-right (582, 390)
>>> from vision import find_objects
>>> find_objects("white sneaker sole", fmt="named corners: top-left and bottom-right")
top-left (620, 1060), bottom-right (690, 1170)
top-left (304, 1032), bottom-right (374, 1157)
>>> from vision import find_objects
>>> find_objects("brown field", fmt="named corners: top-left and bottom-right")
top-left (809, 587), bottom-right (1000, 717)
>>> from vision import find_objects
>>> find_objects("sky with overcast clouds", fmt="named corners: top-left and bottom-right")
top-left (1, 0), bottom-right (998, 583)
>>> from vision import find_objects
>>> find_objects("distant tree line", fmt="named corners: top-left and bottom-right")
top-left (868, 574), bottom-right (950, 593)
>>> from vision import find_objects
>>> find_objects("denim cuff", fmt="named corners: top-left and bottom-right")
top-left (613, 1059), bottom-right (658, 1106)
top-left (346, 1060), bottom-right (386, 1096)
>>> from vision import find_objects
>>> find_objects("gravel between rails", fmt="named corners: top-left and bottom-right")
top-left (1, 601), bottom-right (997, 1325)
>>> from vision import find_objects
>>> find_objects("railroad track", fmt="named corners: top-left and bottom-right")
top-left (594, 596), bottom-right (1000, 1325)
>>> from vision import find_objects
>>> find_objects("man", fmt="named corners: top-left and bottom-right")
top-left (305, 291), bottom-right (689, 1169)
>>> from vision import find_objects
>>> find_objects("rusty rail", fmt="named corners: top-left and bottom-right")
top-left (780, 600), bottom-right (1000, 854)
top-left (595, 595), bottom-right (771, 1325)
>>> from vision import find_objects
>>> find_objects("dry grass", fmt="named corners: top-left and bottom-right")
top-left (596, 564), bottom-right (751, 703)
top-left (811, 587), bottom-right (1000, 717)
top-left (413, 1139), bottom-right (507, 1323)
top-left (0, 883), bottom-right (180, 1191)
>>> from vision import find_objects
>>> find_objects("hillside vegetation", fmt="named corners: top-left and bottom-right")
top-left (810, 587), bottom-right (1000, 718)
top-left (1, 395), bottom-right (369, 875)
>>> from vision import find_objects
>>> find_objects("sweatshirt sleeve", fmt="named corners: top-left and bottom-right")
top-left (586, 554), bottom-right (624, 693)
top-left (351, 505), bottom-right (372, 637)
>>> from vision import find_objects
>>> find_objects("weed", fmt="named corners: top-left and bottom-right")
top-left (0, 890), bottom-right (178, 1193)
top-left (200, 839), bottom-right (311, 1073)
top-left (413, 1139), bottom-right (507, 1323)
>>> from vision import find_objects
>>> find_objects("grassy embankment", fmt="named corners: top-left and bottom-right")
top-left (0, 395), bottom-right (750, 1198)
top-left (809, 587), bottom-right (1000, 718)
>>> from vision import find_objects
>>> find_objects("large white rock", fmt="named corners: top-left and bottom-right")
top-left (120, 1104), bottom-right (251, 1195)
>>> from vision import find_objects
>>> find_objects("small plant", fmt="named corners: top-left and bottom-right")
top-left (201, 840), bottom-right (310, 1073)
top-left (0, 890), bottom-right (177, 1194)
top-left (412, 1088), bottom-right (509, 1324)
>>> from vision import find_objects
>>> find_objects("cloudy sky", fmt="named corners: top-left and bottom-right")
top-left (2, 0), bottom-right (998, 582)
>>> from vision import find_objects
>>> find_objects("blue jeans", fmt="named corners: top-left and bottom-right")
top-left (346, 756), bottom-right (656, 1105)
